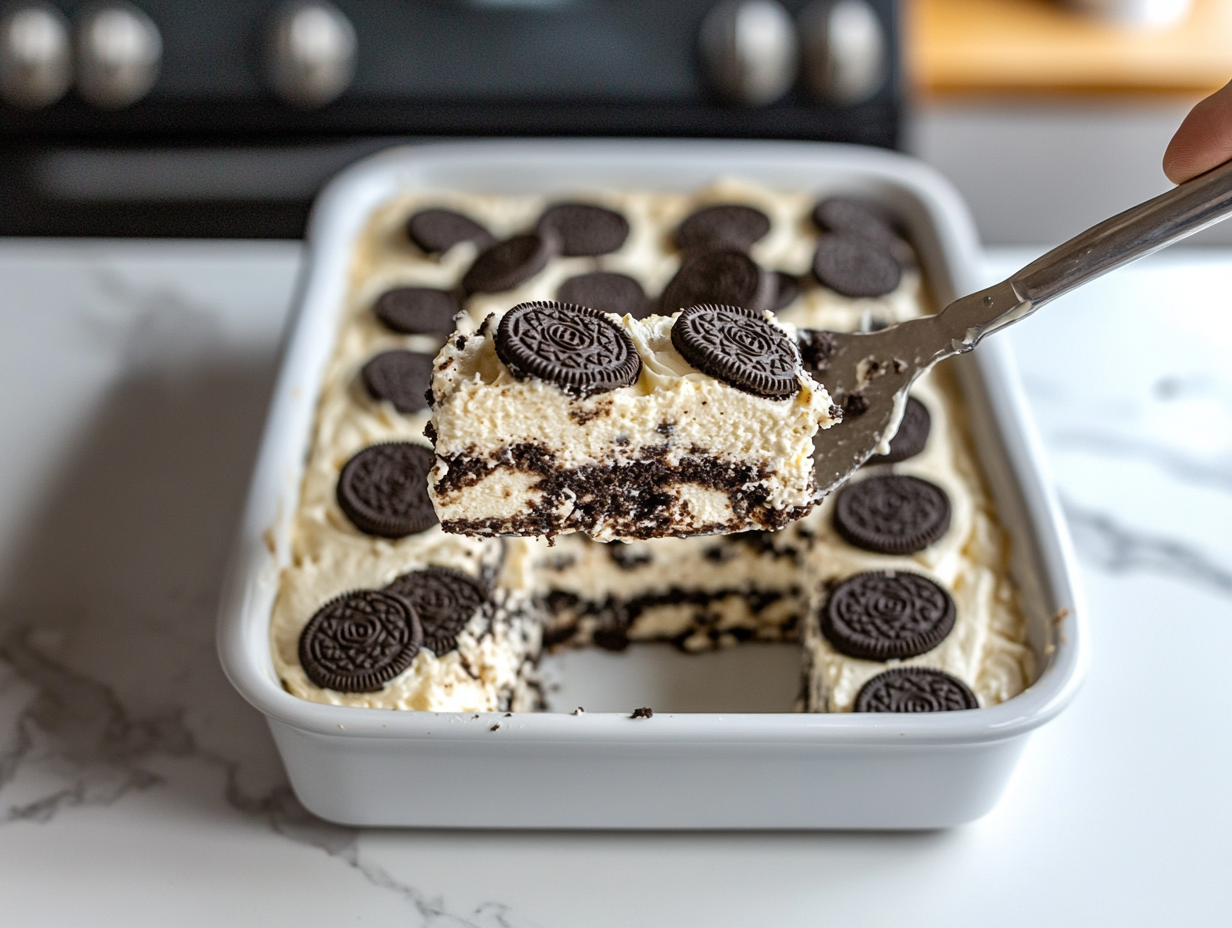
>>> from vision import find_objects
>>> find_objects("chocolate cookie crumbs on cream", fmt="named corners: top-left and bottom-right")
top-left (426, 300), bottom-right (837, 541)
top-left (270, 178), bottom-right (1035, 715)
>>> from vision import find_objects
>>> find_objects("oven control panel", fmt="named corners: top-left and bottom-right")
top-left (0, 0), bottom-right (900, 236)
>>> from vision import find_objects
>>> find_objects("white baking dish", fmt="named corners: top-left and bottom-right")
top-left (216, 139), bottom-right (1087, 829)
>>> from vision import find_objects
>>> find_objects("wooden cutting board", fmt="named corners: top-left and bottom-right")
top-left (909, 0), bottom-right (1232, 97)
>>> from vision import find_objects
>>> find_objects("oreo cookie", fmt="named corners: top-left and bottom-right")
top-left (867, 396), bottom-right (931, 465)
top-left (374, 287), bottom-right (457, 335)
top-left (769, 271), bottom-right (801, 312)
top-left (462, 233), bottom-right (557, 294)
top-left (495, 300), bottom-right (641, 396)
top-left (537, 203), bottom-right (630, 256)
top-left (671, 303), bottom-right (800, 399)
top-left (813, 234), bottom-right (902, 299)
top-left (407, 208), bottom-right (495, 255)
top-left (833, 474), bottom-right (951, 554)
top-left (822, 570), bottom-right (957, 661)
top-left (854, 667), bottom-right (978, 713)
top-left (660, 249), bottom-right (774, 315)
top-left (298, 589), bottom-right (424, 692)
top-left (557, 271), bottom-right (651, 319)
top-left (336, 442), bottom-right (438, 538)
top-left (812, 197), bottom-right (899, 250)
top-left (674, 204), bottom-right (771, 253)
top-left (385, 566), bottom-right (488, 656)
top-left (361, 350), bottom-right (434, 414)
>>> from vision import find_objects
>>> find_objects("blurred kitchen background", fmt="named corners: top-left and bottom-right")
top-left (1, 0), bottom-right (1227, 244)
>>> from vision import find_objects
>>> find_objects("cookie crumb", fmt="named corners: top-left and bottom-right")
top-left (631, 707), bottom-right (653, 719)
top-left (572, 707), bottom-right (585, 715)
top-left (489, 724), bottom-right (500, 732)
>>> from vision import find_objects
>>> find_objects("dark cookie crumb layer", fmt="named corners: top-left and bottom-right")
top-left (435, 442), bottom-right (815, 540)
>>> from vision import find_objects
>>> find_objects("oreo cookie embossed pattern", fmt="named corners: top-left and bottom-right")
top-left (496, 301), bottom-right (642, 396)
top-left (299, 590), bottom-right (424, 692)
top-left (822, 571), bottom-right (957, 661)
top-left (670, 303), bottom-right (801, 399)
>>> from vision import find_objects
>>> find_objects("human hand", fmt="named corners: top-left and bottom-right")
top-left (1163, 79), bottom-right (1232, 183)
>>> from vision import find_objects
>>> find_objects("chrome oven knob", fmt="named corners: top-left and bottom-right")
top-left (266, 1), bottom-right (356, 108)
top-left (0, 3), bottom-right (71, 108)
top-left (699, 0), bottom-right (799, 107)
top-left (800, 0), bottom-right (887, 105)
top-left (75, 2), bottom-right (161, 108)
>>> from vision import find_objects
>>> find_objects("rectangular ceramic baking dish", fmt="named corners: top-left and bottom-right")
top-left (216, 139), bottom-right (1087, 829)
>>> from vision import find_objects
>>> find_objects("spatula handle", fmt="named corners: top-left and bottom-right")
top-left (1010, 157), bottom-right (1232, 307)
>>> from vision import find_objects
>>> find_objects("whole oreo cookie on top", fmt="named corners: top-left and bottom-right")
top-left (336, 442), bottom-right (438, 538)
top-left (833, 474), bottom-right (951, 554)
top-left (462, 232), bottom-right (557, 294)
top-left (812, 197), bottom-right (899, 250)
top-left (674, 203), bottom-right (771, 253)
top-left (385, 566), bottom-right (489, 656)
top-left (407, 208), bottom-right (496, 255)
top-left (813, 233), bottom-right (902, 299)
top-left (361, 350), bottom-right (434, 414)
top-left (298, 589), bottom-right (424, 692)
top-left (374, 287), bottom-right (457, 335)
top-left (496, 300), bottom-right (641, 396)
top-left (557, 271), bottom-right (651, 319)
top-left (867, 396), bottom-right (931, 465)
top-left (671, 303), bottom-right (801, 400)
top-left (659, 249), bottom-right (774, 315)
top-left (822, 570), bottom-right (957, 661)
top-left (537, 203), bottom-right (630, 256)
top-left (854, 666), bottom-right (978, 713)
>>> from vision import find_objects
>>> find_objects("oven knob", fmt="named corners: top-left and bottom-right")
top-left (0, 3), bottom-right (71, 108)
top-left (699, 0), bottom-right (799, 107)
top-left (266, 1), bottom-right (356, 108)
top-left (799, 0), bottom-right (887, 105)
top-left (75, 3), bottom-right (161, 109)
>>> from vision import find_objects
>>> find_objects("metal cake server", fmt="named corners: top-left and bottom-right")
top-left (808, 156), bottom-right (1232, 497)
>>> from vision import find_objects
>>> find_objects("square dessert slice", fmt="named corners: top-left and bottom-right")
top-left (426, 300), bottom-right (840, 542)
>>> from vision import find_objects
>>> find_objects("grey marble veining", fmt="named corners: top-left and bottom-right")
top-left (0, 241), bottom-right (1228, 927)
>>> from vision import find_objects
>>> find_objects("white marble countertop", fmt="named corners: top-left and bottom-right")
top-left (0, 241), bottom-right (1228, 926)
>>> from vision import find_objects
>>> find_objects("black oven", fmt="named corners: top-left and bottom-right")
top-left (0, 0), bottom-right (901, 237)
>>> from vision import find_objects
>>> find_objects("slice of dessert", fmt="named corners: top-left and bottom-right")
top-left (426, 300), bottom-right (840, 542)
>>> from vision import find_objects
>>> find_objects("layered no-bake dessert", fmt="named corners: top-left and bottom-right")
top-left (268, 179), bottom-right (1035, 715)
top-left (427, 301), bottom-right (837, 541)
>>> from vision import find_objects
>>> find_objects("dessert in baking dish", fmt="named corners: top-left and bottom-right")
top-left (267, 180), bottom-right (1034, 713)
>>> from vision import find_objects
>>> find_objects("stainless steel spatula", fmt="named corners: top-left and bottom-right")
top-left (808, 157), bottom-right (1232, 496)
